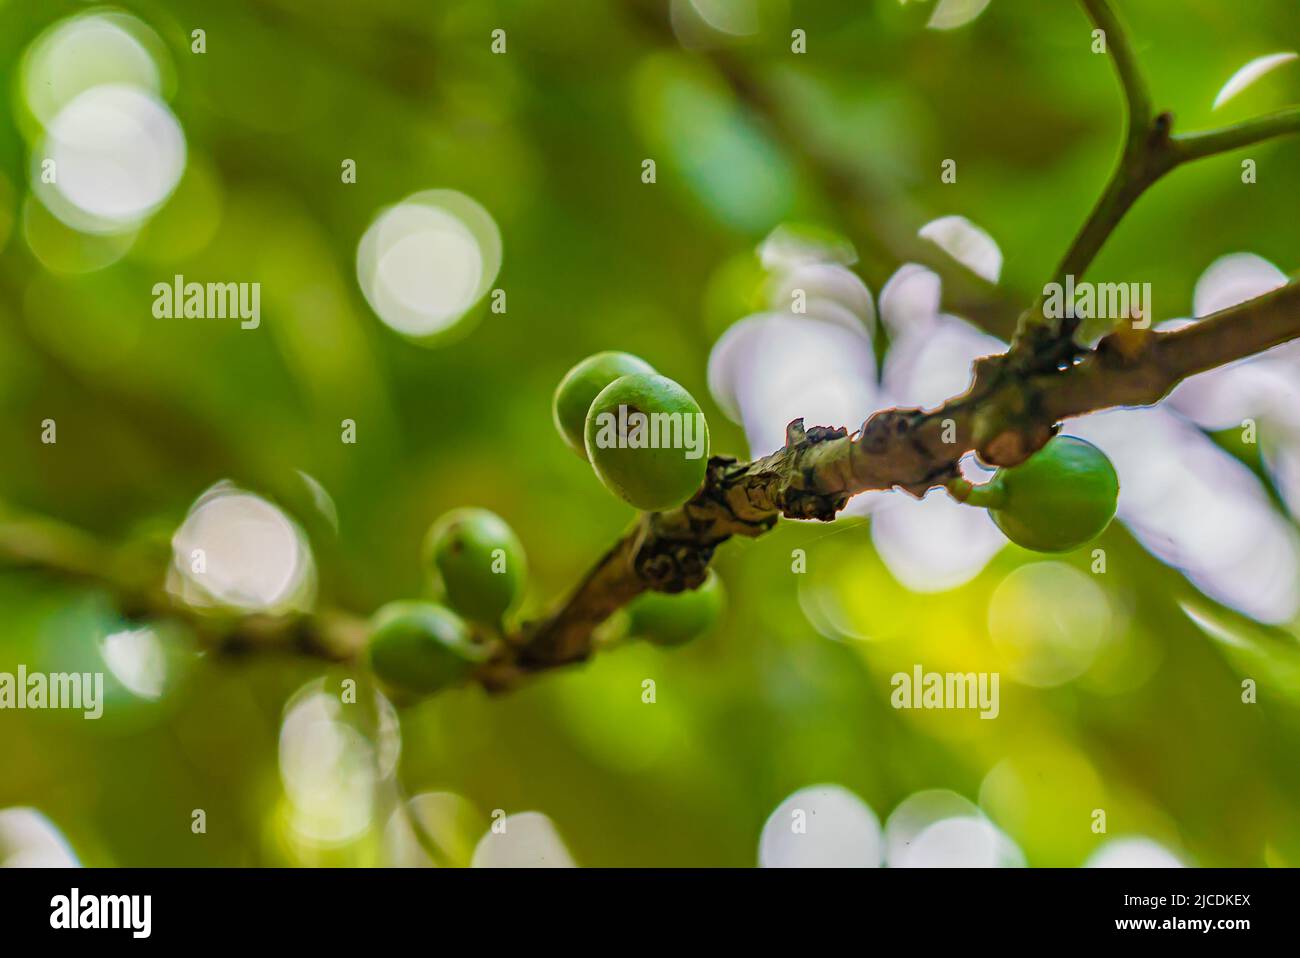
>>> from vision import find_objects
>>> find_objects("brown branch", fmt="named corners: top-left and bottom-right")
top-left (505, 280), bottom-right (1300, 684)
top-left (0, 509), bottom-right (368, 662)
top-left (1013, 1), bottom-right (1300, 354)
top-left (4, 282), bottom-right (1300, 690)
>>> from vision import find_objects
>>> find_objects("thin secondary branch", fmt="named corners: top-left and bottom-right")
top-left (1080, 0), bottom-right (1152, 147)
top-left (1171, 107), bottom-right (1300, 162)
top-left (0, 510), bottom-right (368, 661)
top-left (1014, 2), bottom-right (1300, 354)
top-left (1014, 0), bottom-right (1160, 351)
top-left (1037, 112), bottom-right (1174, 302)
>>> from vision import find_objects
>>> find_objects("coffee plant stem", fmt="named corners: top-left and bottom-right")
top-left (3, 287), bottom-right (1299, 692)
top-left (1014, 1), bottom-right (1300, 354)
top-left (2, 2), bottom-right (1297, 698)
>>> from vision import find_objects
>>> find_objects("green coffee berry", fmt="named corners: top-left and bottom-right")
top-left (968, 435), bottom-right (1119, 552)
top-left (552, 351), bottom-right (657, 458)
top-left (424, 507), bottom-right (526, 625)
top-left (367, 601), bottom-right (486, 695)
top-left (628, 570), bottom-right (726, 647)
top-left (584, 373), bottom-right (710, 512)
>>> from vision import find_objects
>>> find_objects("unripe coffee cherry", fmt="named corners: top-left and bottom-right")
top-left (627, 571), bottom-right (726, 647)
top-left (424, 508), bottom-right (526, 626)
top-left (552, 351), bottom-right (656, 458)
top-left (972, 435), bottom-right (1119, 552)
top-left (367, 601), bottom-right (486, 695)
top-left (584, 373), bottom-right (710, 511)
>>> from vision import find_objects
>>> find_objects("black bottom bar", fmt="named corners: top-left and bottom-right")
top-left (0, 867), bottom-right (1288, 944)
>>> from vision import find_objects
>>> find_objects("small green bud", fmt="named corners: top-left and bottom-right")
top-left (584, 373), bottom-right (709, 512)
top-left (424, 508), bottom-right (526, 626)
top-left (367, 601), bottom-right (485, 695)
top-left (553, 351), bottom-right (656, 458)
top-left (627, 570), bottom-right (726, 647)
top-left (980, 435), bottom-right (1119, 552)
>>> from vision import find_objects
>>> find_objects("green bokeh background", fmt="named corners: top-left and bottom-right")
top-left (0, 0), bottom-right (1298, 866)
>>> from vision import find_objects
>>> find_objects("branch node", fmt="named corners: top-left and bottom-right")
top-left (633, 538), bottom-right (715, 592)
top-left (859, 409), bottom-right (911, 452)
top-left (779, 486), bottom-right (849, 522)
top-left (1151, 110), bottom-right (1174, 142)
top-left (774, 423), bottom-right (851, 520)
top-left (1095, 325), bottom-right (1155, 365)
top-left (802, 424), bottom-right (849, 444)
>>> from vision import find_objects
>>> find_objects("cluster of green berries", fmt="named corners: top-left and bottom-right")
top-left (962, 435), bottom-right (1120, 552)
top-left (365, 355), bottom-right (1107, 696)
top-left (366, 506), bottom-right (525, 697)
top-left (366, 410), bottom-right (727, 696)
top-left (551, 350), bottom-right (725, 645)
top-left (552, 351), bottom-right (710, 512)
top-left (626, 570), bottom-right (726, 647)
